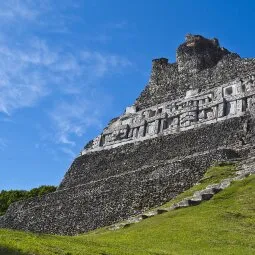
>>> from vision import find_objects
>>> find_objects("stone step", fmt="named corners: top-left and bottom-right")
top-left (108, 170), bottom-right (255, 231)
top-left (128, 216), bottom-right (143, 223)
top-left (123, 223), bottom-right (133, 228)
top-left (238, 163), bottom-right (255, 169)
top-left (219, 179), bottom-right (232, 189)
top-left (238, 163), bottom-right (255, 168)
top-left (205, 184), bottom-right (223, 193)
top-left (240, 156), bottom-right (255, 163)
top-left (141, 214), bottom-right (149, 219)
top-left (193, 192), bottom-right (214, 201)
top-left (235, 171), bottom-right (252, 179)
top-left (239, 160), bottom-right (255, 165)
top-left (174, 199), bottom-right (190, 209)
top-left (141, 211), bottom-right (157, 219)
top-left (109, 223), bottom-right (126, 230)
top-left (157, 208), bottom-right (169, 214)
top-left (238, 167), bottom-right (253, 172)
top-left (187, 198), bottom-right (202, 206)
top-left (239, 165), bottom-right (255, 170)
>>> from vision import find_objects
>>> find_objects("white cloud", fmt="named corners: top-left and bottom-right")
top-left (81, 51), bottom-right (132, 80)
top-left (0, 1), bottom-right (39, 20)
top-left (0, 36), bottom-right (131, 159)
top-left (46, 51), bottom-right (131, 147)
top-left (0, 0), bottom-right (133, 155)
top-left (49, 99), bottom-right (104, 147)
top-left (0, 36), bottom-right (132, 115)
top-left (60, 147), bottom-right (76, 159)
top-left (0, 41), bottom-right (53, 114)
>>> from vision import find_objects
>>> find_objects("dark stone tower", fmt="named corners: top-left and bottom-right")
top-left (177, 34), bottom-right (233, 73)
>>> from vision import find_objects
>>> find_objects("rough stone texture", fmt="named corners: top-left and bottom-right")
top-left (61, 116), bottom-right (247, 189)
top-left (1, 34), bottom-right (255, 235)
top-left (177, 34), bottom-right (232, 74)
top-left (0, 149), bottom-right (238, 235)
top-left (135, 35), bottom-right (254, 110)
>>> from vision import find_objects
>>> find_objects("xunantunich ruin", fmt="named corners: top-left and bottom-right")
top-left (1, 34), bottom-right (255, 235)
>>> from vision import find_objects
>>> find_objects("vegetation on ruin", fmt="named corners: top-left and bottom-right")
top-left (158, 162), bottom-right (237, 210)
top-left (1, 164), bottom-right (255, 255)
top-left (0, 186), bottom-right (57, 216)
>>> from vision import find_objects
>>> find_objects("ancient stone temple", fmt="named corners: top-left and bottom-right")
top-left (1, 34), bottom-right (255, 235)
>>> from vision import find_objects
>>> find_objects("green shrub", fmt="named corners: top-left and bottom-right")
top-left (0, 185), bottom-right (56, 216)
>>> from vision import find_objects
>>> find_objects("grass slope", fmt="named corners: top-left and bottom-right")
top-left (0, 164), bottom-right (255, 255)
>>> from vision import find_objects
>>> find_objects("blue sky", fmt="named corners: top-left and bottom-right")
top-left (0, 0), bottom-right (254, 190)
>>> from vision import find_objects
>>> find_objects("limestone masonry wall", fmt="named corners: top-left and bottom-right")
top-left (60, 116), bottom-right (248, 189)
top-left (0, 149), bottom-right (240, 234)
top-left (1, 34), bottom-right (255, 235)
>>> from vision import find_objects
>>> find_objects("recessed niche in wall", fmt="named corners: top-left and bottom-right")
top-left (157, 108), bottom-right (163, 114)
top-left (149, 110), bottom-right (156, 117)
top-left (224, 86), bottom-right (233, 96)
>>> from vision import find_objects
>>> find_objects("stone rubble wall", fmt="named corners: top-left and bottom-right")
top-left (61, 116), bottom-right (249, 189)
top-left (0, 148), bottom-right (239, 235)
top-left (135, 55), bottom-right (255, 111)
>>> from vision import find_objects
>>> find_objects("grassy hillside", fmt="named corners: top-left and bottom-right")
top-left (0, 164), bottom-right (255, 255)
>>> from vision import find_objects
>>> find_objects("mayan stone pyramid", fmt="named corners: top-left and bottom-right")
top-left (1, 34), bottom-right (255, 235)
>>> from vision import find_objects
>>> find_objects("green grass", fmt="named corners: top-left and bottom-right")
top-left (1, 164), bottom-right (255, 255)
top-left (158, 162), bottom-right (237, 209)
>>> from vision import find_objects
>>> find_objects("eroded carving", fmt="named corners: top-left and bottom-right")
top-left (82, 74), bottom-right (255, 155)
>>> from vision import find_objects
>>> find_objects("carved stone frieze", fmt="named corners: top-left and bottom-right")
top-left (82, 74), bottom-right (255, 155)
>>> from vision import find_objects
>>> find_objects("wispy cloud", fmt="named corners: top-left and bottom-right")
top-left (49, 99), bottom-right (104, 147)
top-left (81, 51), bottom-right (132, 79)
top-left (0, 0), bottom-right (133, 158)
top-left (0, 1), bottom-right (40, 21)
top-left (0, 40), bottom-right (54, 114)
top-left (0, 36), bottom-right (131, 115)
top-left (60, 147), bottom-right (77, 159)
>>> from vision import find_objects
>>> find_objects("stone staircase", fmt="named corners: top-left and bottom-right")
top-left (236, 156), bottom-right (255, 176)
top-left (109, 160), bottom-right (254, 231)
